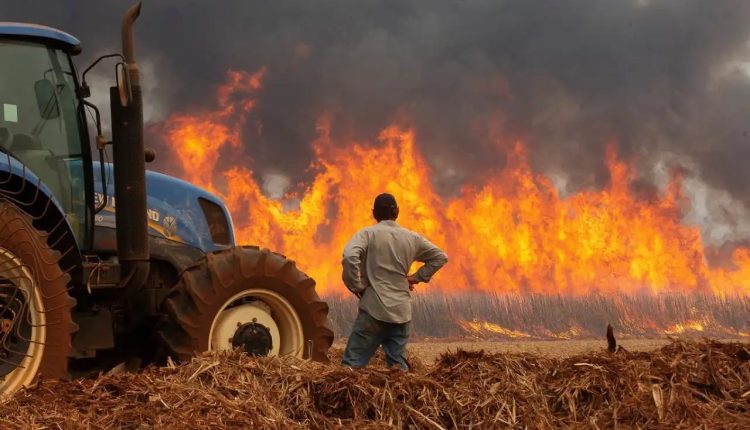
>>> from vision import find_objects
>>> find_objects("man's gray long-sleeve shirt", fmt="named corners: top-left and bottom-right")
top-left (342, 220), bottom-right (448, 324)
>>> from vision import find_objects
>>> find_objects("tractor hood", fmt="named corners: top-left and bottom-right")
top-left (94, 162), bottom-right (236, 253)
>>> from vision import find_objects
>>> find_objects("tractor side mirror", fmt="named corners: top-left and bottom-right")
top-left (116, 64), bottom-right (133, 107)
top-left (34, 79), bottom-right (60, 119)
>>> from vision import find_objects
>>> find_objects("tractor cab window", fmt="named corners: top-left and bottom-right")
top-left (0, 40), bottom-right (88, 243)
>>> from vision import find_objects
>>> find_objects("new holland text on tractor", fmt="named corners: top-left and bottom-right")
top-left (0, 3), bottom-right (333, 395)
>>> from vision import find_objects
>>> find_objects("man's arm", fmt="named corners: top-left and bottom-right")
top-left (342, 230), bottom-right (368, 296)
top-left (410, 235), bottom-right (448, 284)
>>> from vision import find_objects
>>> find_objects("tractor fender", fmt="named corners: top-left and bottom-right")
top-left (0, 154), bottom-right (82, 278)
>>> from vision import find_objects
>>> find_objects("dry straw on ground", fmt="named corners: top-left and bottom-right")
top-left (1, 339), bottom-right (748, 429)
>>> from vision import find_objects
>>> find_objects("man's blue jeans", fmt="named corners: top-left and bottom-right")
top-left (341, 310), bottom-right (410, 370)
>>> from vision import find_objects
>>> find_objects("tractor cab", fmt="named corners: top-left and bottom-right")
top-left (0, 23), bottom-right (91, 246)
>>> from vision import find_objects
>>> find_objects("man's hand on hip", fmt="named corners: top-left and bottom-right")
top-left (407, 275), bottom-right (419, 291)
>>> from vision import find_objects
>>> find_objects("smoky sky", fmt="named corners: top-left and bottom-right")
top-left (5, 1), bottom-right (750, 207)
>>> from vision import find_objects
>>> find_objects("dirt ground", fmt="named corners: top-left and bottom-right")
top-left (398, 339), bottom-right (671, 363)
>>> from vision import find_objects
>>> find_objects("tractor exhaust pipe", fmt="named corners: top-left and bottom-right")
top-left (122, 2), bottom-right (141, 86)
top-left (111, 2), bottom-right (149, 289)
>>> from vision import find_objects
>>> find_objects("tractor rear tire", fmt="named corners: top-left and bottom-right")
top-left (0, 203), bottom-right (75, 396)
top-left (156, 246), bottom-right (333, 362)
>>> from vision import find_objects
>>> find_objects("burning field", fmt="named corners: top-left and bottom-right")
top-left (157, 68), bottom-right (750, 298)
top-left (152, 67), bottom-right (750, 341)
top-left (2, 339), bottom-right (750, 429)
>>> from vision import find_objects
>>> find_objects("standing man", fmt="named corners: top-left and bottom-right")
top-left (341, 193), bottom-right (448, 370)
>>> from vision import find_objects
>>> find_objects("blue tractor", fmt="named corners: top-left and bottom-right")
top-left (0, 3), bottom-right (333, 395)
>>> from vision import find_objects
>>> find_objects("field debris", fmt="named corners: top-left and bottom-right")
top-left (1, 339), bottom-right (749, 429)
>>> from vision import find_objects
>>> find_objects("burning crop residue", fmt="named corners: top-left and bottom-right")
top-left (664, 320), bottom-right (707, 336)
top-left (156, 69), bottom-right (750, 298)
top-left (456, 319), bottom-right (532, 339)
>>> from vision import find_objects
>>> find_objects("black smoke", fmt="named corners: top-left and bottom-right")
top-left (4, 0), bottom-right (750, 209)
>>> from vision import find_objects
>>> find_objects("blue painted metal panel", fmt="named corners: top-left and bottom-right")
top-left (0, 152), bottom-right (69, 222)
top-left (0, 22), bottom-right (80, 48)
top-left (94, 162), bottom-right (236, 253)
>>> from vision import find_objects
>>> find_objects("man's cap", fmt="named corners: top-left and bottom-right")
top-left (373, 193), bottom-right (398, 208)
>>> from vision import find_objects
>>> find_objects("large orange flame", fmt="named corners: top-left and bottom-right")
top-left (158, 69), bottom-right (750, 296)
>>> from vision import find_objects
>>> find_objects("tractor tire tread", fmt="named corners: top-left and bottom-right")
top-left (0, 202), bottom-right (75, 389)
top-left (155, 246), bottom-right (333, 362)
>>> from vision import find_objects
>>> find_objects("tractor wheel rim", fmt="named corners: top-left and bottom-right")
top-left (208, 289), bottom-right (305, 358)
top-left (0, 247), bottom-right (45, 396)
